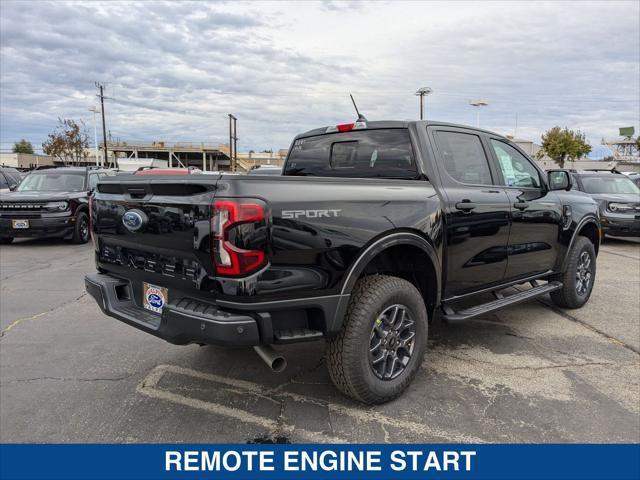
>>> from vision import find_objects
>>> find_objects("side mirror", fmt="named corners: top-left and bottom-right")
top-left (9, 184), bottom-right (17, 191)
top-left (548, 170), bottom-right (572, 191)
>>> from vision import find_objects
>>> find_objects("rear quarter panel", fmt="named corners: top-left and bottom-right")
top-left (216, 176), bottom-right (443, 300)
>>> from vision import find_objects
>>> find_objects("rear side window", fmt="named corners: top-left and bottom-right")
top-left (284, 129), bottom-right (417, 179)
top-left (434, 131), bottom-right (493, 185)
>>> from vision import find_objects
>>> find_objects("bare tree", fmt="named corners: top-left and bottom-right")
top-left (42, 118), bottom-right (90, 166)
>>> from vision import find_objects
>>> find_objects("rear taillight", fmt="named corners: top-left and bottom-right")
top-left (212, 199), bottom-right (266, 276)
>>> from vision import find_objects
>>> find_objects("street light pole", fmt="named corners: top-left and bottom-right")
top-left (89, 106), bottom-right (99, 166)
top-left (415, 87), bottom-right (433, 120)
top-left (469, 99), bottom-right (488, 128)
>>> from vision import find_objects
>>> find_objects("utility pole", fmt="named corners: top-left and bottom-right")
top-left (228, 114), bottom-right (237, 172)
top-left (415, 87), bottom-right (433, 120)
top-left (89, 106), bottom-right (99, 166)
top-left (96, 82), bottom-right (108, 167)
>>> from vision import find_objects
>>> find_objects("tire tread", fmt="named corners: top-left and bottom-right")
top-left (326, 274), bottom-right (427, 404)
top-left (550, 236), bottom-right (596, 309)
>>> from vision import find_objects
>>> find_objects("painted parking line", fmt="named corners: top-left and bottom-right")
top-left (137, 364), bottom-right (485, 443)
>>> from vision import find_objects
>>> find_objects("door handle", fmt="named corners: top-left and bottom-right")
top-left (455, 201), bottom-right (477, 212)
top-left (513, 201), bottom-right (529, 210)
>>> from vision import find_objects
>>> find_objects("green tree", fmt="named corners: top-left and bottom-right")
top-left (12, 139), bottom-right (34, 154)
top-left (537, 126), bottom-right (592, 168)
top-left (42, 118), bottom-right (89, 166)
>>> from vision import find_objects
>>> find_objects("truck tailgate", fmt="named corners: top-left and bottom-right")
top-left (93, 177), bottom-right (220, 290)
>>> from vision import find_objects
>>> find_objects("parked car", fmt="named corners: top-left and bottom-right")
top-left (85, 120), bottom-right (600, 404)
top-left (246, 165), bottom-right (282, 176)
top-left (568, 169), bottom-right (640, 237)
top-left (0, 166), bottom-right (22, 193)
top-left (0, 167), bottom-right (114, 244)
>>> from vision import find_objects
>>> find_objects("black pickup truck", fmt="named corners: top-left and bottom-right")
top-left (85, 120), bottom-right (600, 404)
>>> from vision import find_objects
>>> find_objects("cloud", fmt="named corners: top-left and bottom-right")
top-left (0, 0), bottom-right (638, 153)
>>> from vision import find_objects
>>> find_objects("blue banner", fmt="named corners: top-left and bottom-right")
top-left (1, 444), bottom-right (638, 480)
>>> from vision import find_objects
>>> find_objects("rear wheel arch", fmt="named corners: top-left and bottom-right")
top-left (341, 232), bottom-right (441, 319)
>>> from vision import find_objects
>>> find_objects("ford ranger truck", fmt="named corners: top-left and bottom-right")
top-left (85, 120), bottom-right (600, 404)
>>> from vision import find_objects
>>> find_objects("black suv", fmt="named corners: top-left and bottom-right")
top-left (569, 170), bottom-right (640, 237)
top-left (0, 167), bottom-right (113, 244)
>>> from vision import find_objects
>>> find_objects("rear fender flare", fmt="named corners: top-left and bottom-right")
top-left (339, 232), bottom-right (441, 303)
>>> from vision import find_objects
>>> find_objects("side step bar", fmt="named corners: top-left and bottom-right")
top-left (441, 281), bottom-right (563, 322)
top-left (274, 328), bottom-right (323, 344)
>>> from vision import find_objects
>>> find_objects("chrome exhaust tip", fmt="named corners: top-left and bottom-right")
top-left (253, 345), bottom-right (287, 373)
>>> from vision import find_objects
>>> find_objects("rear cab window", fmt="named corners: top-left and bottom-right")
top-left (284, 129), bottom-right (417, 179)
top-left (433, 130), bottom-right (494, 185)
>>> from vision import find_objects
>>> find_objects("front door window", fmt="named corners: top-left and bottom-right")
top-left (491, 140), bottom-right (541, 188)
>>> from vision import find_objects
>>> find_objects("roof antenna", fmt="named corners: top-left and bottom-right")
top-left (350, 94), bottom-right (368, 122)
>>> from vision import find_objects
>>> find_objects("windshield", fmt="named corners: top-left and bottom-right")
top-left (17, 172), bottom-right (85, 192)
top-left (581, 176), bottom-right (640, 195)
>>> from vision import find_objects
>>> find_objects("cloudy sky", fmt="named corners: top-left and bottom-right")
top-left (1, 1), bottom-right (638, 156)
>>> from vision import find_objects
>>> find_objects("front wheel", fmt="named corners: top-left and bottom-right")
top-left (326, 275), bottom-right (428, 404)
top-left (550, 236), bottom-right (596, 309)
top-left (71, 212), bottom-right (90, 244)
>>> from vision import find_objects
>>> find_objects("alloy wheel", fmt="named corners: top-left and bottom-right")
top-left (575, 250), bottom-right (592, 296)
top-left (369, 304), bottom-right (416, 380)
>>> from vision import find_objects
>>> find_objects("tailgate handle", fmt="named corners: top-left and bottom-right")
top-left (127, 188), bottom-right (147, 199)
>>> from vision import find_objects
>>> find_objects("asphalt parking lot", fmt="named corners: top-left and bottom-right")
top-left (1, 238), bottom-right (639, 443)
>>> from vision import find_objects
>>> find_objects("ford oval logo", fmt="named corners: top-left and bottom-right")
top-left (122, 209), bottom-right (146, 232)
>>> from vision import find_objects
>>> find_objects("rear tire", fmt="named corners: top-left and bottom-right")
top-left (71, 212), bottom-right (89, 244)
top-left (550, 236), bottom-right (596, 309)
top-left (0, 237), bottom-right (13, 245)
top-left (326, 275), bottom-right (428, 404)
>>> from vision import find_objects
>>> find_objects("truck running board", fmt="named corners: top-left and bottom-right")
top-left (441, 281), bottom-right (563, 322)
top-left (274, 328), bottom-right (323, 344)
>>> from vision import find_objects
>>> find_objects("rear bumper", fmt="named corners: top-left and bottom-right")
top-left (85, 272), bottom-right (349, 346)
top-left (0, 216), bottom-right (75, 238)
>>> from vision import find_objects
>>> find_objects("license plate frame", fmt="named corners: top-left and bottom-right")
top-left (142, 282), bottom-right (169, 314)
top-left (12, 219), bottom-right (29, 229)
